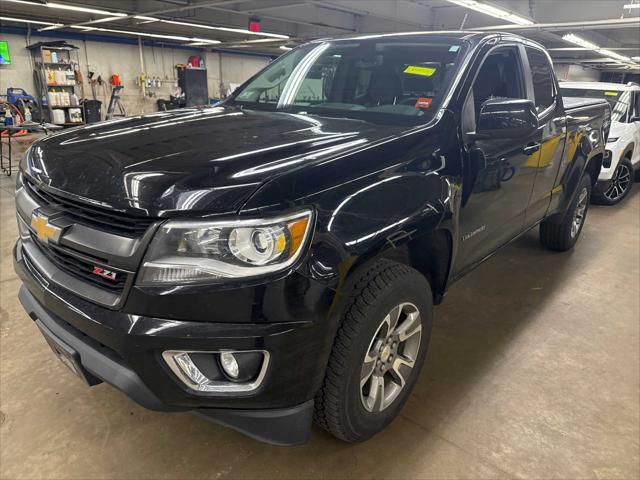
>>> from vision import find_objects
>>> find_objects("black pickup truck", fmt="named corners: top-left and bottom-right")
top-left (14, 32), bottom-right (610, 445)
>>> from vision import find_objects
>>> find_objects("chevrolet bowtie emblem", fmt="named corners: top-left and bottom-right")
top-left (31, 213), bottom-right (63, 245)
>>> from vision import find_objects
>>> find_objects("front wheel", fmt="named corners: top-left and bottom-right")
top-left (593, 157), bottom-right (634, 206)
top-left (314, 260), bottom-right (433, 442)
top-left (540, 173), bottom-right (592, 252)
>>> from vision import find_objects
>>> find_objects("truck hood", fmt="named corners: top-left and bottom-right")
top-left (24, 105), bottom-right (399, 216)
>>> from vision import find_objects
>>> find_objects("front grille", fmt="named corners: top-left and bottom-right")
top-left (30, 234), bottom-right (127, 293)
top-left (24, 177), bottom-right (155, 237)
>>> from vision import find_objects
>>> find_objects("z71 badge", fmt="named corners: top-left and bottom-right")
top-left (92, 266), bottom-right (118, 281)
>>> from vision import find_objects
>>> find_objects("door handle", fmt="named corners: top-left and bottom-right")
top-left (523, 142), bottom-right (541, 155)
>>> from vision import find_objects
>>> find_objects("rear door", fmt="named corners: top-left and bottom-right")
top-left (454, 44), bottom-right (541, 275)
top-left (522, 46), bottom-right (568, 225)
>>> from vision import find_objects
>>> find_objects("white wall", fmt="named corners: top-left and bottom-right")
top-left (0, 32), bottom-right (270, 117)
top-left (554, 64), bottom-right (601, 82)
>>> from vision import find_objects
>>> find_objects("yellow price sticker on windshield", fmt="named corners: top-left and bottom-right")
top-left (404, 65), bottom-right (436, 77)
top-left (604, 91), bottom-right (619, 96)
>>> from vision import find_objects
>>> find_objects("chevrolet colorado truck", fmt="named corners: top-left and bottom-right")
top-left (14, 32), bottom-right (610, 445)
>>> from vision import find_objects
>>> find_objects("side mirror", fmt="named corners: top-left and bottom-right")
top-left (474, 98), bottom-right (538, 139)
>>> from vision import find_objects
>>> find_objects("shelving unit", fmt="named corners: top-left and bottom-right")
top-left (27, 41), bottom-right (85, 127)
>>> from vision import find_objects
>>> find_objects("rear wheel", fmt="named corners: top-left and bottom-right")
top-left (314, 260), bottom-right (433, 442)
top-left (540, 173), bottom-right (591, 252)
top-left (593, 157), bottom-right (634, 206)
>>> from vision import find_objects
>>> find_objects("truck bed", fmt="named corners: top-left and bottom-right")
top-left (563, 96), bottom-right (609, 112)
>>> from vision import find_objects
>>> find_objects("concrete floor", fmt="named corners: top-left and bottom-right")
top-left (0, 145), bottom-right (638, 479)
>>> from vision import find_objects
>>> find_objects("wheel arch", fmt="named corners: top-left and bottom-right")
top-left (344, 228), bottom-right (454, 305)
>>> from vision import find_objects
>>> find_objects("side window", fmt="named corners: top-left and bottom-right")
top-left (525, 47), bottom-right (555, 112)
top-left (465, 47), bottom-right (525, 129)
top-left (632, 92), bottom-right (640, 121)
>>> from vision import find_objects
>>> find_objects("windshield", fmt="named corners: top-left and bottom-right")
top-left (230, 37), bottom-right (467, 125)
top-left (560, 87), bottom-right (631, 122)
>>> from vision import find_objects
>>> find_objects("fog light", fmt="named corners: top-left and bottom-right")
top-left (162, 350), bottom-right (269, 393)
top-left (219, 352), bottom-right (239, 379)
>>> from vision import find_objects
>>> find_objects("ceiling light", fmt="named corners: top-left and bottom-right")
top-left (45, 2), bottom-right (127, 17)
top-left (0, 15), bottom-right (61, 26)
top-left (159, 19), bottom-right (289, 39)
top-left (598, 49), bottom-right (633, 63)
top-left (623, 3), bottom-right (640, 8)
top-left (1, 1), bottom-right (126, 17)
top-left (447, 0), bottom-right (534, 25)
top-left (562, 34), bottom-right (599, 50)
top-left (70, 25), bottom-right (220, 44)
top-left (279, 46), bottom-right (293, 51)
top-left (562, 34), bottom-right (638, 66)
top-left (134, 16), bottom-right (159, 22)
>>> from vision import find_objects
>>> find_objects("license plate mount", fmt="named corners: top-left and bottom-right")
top-left (36, 321), bottom-right (101, 387)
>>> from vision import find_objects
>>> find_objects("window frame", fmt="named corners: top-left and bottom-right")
top-left (522, 45), bottom-right (558, 117)
top-left (461, 43), bottom-right (529, 135)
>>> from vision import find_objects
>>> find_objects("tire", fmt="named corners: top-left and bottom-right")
top-left (540, 173), bottom-right (592, 252)
top-left (314, 260), bottom-right (433, 442)
top-left (592, 157), bottom-right (634, 206)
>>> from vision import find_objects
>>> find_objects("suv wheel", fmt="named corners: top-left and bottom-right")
top-left (593, 157), bottom-right (634, 206)
top-left (540, 173), bottom-right (592, 252)
top-left (314, 260), bottom-right (433, 442)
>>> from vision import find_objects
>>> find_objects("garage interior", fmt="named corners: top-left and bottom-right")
top-left (0, 1), bottom-right (639, 479)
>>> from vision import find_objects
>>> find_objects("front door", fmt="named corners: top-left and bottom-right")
top-left (454, 45), bottom-right (539, 276)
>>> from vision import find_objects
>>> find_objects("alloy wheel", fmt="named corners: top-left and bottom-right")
top-left (604, 163), bottom-right (632, 202)
top-left (571, 186), bottom-right (589, 239)
top-left (360, 302), bottom-right (422, 413)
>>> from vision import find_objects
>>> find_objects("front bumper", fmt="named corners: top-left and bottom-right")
top-left (14, 240), bottom-right (336, 445)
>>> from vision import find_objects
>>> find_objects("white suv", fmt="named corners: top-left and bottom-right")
top-left (560, 82), bottom-right (640, 205)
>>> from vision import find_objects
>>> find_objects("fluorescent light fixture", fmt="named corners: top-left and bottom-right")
top-left (447, 0), bottom-right (534, 25)
top-left (598, 49), bottom-right (633, 63)
top-left (1, 1), bottom-right (126, 17)
top-left (623, 3), bottom-right (640, 8)
top-left (45, 2), bottom-right (127, 16)
top-left (159, 18), bottom-right (289, 39)
top-left (562, 34), bottom-right (638, 66)
top-left (71, 25), bottom-right (220, 44)
top-left (134, 16), bottom-right (159, 22)
top-left (279, 45), bottom-right (293, 51)
top-left (562, 34), bottom-right (600, 51)
top-left (0, 15), bottom-right (61, 26)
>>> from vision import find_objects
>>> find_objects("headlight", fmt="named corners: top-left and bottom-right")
top-left (607, 137), bottom-right (619, 144)
top-left (138, 210), bottom-right (313, 285)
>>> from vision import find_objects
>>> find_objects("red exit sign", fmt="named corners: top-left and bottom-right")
top-left (248, 18), bottom-right (261, 32)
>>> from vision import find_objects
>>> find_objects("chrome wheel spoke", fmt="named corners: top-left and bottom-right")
top-left (385, 305), bottom-right (402, 337)
top-left (368, 374), bottom-right (385, 412)
top-left (395, 313), bottom-right (422, 342)
top-left (389, 355), bottom-right (415, 388)
top-left (360, 350), bottom-right (377, 387)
